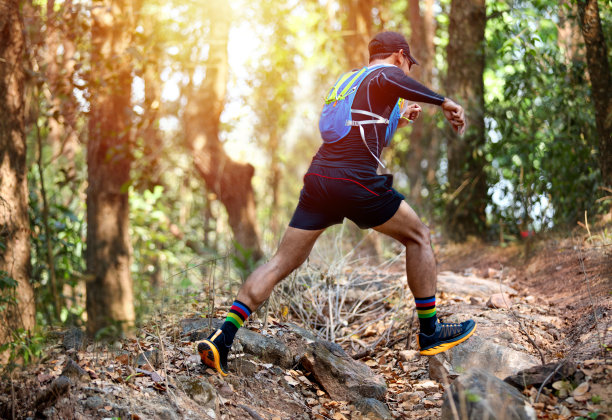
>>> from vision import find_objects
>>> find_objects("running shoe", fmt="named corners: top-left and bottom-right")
top-left (418, 320), bottom-right (476, 356)
top-left (197, 329), bottom-right (230, 376)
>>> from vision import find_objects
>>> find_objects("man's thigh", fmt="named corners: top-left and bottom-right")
top-left (371, 201), bottom-right (427, 244)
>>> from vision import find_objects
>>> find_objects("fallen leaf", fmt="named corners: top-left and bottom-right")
top-left (572, 382), bottom-right (589, 397)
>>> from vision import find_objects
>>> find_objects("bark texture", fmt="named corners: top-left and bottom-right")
top-left (86, 0), bottom-right (135, 336)
top-left (577, 0), bottom-right (612, 188)
top-left (342, 0), bottom-right (374, 68)
top-left (184, 1), bottom-right (262, 261)
top-left (405, 0), bottom-right (437, 209)
top-left (0, 0), bottom-right (36, 347)
top-left (444, 0), bottom-right (488, 241)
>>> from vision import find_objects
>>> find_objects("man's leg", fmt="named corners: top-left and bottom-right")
top-left (199, 227), bottom-right (325, 375)
top-left (373, 201), bottom-right (476, 355)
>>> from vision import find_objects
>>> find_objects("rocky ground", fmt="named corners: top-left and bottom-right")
top-left (0, 235), bottom-right (610, 419)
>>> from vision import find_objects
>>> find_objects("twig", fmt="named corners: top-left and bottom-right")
top-left (535, 360), bottom-right (567, 403)
top-left (498, 265), bottom-right (546, 364)
top-left (238, 404), bottom-right (265, 420)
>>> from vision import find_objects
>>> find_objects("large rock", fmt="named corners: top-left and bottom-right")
top-left (300, 340), bottom-right (387, 402)
top-left (429, 335), bottom-right (539, 382)
top-left (183, 317), bottom-right (295, 368)
top-left (237, 328), bottom-right (294, 369)
top-left (504, 361), bottom-right (577, 390)
top-left (441, 368), bottom-right (536, 420)
top-left (437, 272), bottom-right (517, 298)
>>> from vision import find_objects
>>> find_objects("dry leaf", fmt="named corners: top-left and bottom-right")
top-left (284, 376), bottom-right (299, 386)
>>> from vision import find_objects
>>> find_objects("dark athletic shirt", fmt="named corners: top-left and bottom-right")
top-left (312, 65), bottom-right (445, 171)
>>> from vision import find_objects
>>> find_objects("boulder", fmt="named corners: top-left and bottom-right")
top-left (237, 328), bottom-right (294, 369)
top-left (429, 335), bottom-right (539, 382)
top-left (441, 368), bottom-right (536, 420)
top-left (300, 340), bottom-right (387, 402)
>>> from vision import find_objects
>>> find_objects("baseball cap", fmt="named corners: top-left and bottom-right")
top-left (368, 31), bottom-right (419, 65)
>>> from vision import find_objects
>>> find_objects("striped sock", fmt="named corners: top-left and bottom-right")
top-left (415, 295), bottom-right (437, 336)
top-left (219, 300), bottom-right (252, 346)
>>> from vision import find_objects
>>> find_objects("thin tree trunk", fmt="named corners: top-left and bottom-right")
top-left (184, 1), bottom-right (262, 261)
top-left (0, 0), bottom-right (36, 350)
top-left (405, 0), bottom-right (437, 210)
top-left (342, 0), bottom-right (374, 68)
top-left (444, 0), bottom-right (487, 241)
top-left (86, 0), bottom-right (135, 336)
top-left (577, 0), bottom-right (612, 188)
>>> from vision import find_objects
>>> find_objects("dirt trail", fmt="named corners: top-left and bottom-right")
top-left (1, 238), bottom-right (610, 419)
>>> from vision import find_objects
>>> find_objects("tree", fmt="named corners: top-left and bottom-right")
top-left (86, 0), bottom-right (136, 336)
top-left (184, 1), bottom-right (263, 262)
top-left (403, 0), bottom-right (437, 210)
top-left (444, 0), bottom-right (487, 241)
top-left (576, 0), bottom-right (612, 188)
top-left (0, 0), bottom-right (36, 348)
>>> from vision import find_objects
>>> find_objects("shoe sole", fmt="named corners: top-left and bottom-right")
top-left (197, 339), bottom-right (228, 376)
top-left (419, 323), bottom-right (477, 356)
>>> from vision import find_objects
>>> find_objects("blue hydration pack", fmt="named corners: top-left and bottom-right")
top-left (318, 64), bottom-right (405, 168)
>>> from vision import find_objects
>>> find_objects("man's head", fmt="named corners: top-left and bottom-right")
top-left (368, 31), bottom-right (418, 75)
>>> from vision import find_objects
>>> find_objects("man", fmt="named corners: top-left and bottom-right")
top-left (199, 31), bottom-right (476, 376)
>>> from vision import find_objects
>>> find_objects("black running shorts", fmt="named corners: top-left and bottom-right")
top-left (289, 165), bottom-right (405, 230)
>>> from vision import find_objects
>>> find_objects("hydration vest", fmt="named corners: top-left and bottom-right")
top-left (318, 64), bottom-right (405, 168)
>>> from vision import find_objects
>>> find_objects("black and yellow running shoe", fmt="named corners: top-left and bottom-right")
top-left (198, 329), bottom-right (230, 376)
top-left (418, 320), bottom-right (476, 356)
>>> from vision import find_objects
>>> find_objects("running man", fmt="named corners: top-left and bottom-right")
top-left (199, 31), bottom-right (476, 376)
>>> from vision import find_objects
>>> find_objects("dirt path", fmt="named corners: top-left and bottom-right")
top-left (1, 238), bottom-right (610, 419)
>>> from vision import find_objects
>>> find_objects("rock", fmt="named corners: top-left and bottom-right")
top-left (428, 335), bottom-right (539, 382)
top-left (437, 272), bottom-right (517, 298)
top-left (62, 327), bottom-right (85, 351)
top-left (487, 293), bottom-right (512, 309)
top-left (61, 358), bottom-right (90, 382)
top-left (237, 329), bottom-right (294, 369)
top-left (175, 375), bottom-right (215, 407)
top-left (136, 349), bottom-right (162, 368)
top-left (34, 376), bottom-right (71, 411)
top-left (354, 398), bottom-right (393, 420)
top-left (504, 362), bottom-right (577, 390)
top-left (441, 368), bottom-right (536, 420)
top-left (84, 395), bottom-right (105, 410)
top-left (300, 340), bottom-right (387, 402)
top-left (398, 350), bottom-right (419, 362)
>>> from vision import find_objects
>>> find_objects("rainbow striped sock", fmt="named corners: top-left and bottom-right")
top-left (219, 300), bottom-right (252, 346)
top-left (415, 295), bottom-right (437, 335)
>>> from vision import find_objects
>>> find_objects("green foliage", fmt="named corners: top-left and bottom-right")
top-left (484, 0), bottom-right (602, 234)
top-left (0, 328), bottom-right (45, 368)
top-left (28, 164), bottom-right (87, 326)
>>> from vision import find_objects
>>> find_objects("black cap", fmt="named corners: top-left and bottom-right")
top-left (368, 31), bottom-right (419, 65)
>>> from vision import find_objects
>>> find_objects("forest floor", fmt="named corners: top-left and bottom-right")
top-left (1, 231), bottom-right (611, 419)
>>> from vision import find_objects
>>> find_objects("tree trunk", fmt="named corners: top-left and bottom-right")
top-left (45, 0), bottom-right (79, 181)
top-left (86, 0), bottom-right (135, 336)
top-left (184, 1), bottom-right (262, 261)
top-left (444, 0), bottom-right (487, 241)
top-left (0, 0), bottom-right (36, 349)
top-left (577, 0), bottom-right (612, 188)
top-left (342, 0), bottom-right (374, 68)
top-left (404, 0), bottom-right (437, 210)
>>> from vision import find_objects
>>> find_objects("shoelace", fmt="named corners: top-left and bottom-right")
top-left (439, 323), bottom-right (463, 339)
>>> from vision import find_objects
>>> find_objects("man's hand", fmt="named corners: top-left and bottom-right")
top-left (403, 103), bottom-right (422, 121)
top-left (398, 103), bottom-right (422, 127)
top-left (441, 98), bottom-right (466, 135)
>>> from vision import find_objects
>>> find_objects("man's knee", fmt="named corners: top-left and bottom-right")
top-left (403, 222), bottom-right (431, 247)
